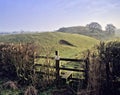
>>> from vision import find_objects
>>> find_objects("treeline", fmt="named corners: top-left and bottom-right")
top-left (57, 22), bottom-right (116, 40)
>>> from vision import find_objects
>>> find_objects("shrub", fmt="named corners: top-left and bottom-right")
top-left (0, 43), bottom-right (38, 86)
top-left (86, 41), bottom-right (120, 95)
top-left (97, 41), bottom-right (120, 78)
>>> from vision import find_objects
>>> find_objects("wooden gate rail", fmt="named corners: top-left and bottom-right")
top-left (35, 55), bottom-right (85, 62)
top-left (34, 64), bottom-right (85, 72)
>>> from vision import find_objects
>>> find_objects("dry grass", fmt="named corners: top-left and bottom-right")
top-left (2, 81), bottom-right (18, 90)
top-left (86, 55), bottom-right (102, 95)
top-left (24, 86), bottom-right (38, 95)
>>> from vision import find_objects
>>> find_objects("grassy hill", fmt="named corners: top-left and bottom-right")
top-left (0, 32), bottom-right (99, 58)
top-left (57, 26), bottom-right (113, 40)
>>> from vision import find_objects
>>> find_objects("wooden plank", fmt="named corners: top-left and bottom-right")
top-left (69, 78), bottom-right (85, 81)
top-left (34, 64), bottom-right (55, 68)
top-left (35, 56), bottom-right (54, 59)
top-left (35, 71), bottom-right (55, 76)
top-left (60, 67), bottom-right (85, 72)
top-left (34, 64), bottom-right (85, 72)
top-left (61, 71), bottom-right (73, 79)
top-left (60, 58), bottom-right (85, 62)
top-left (35, 56), bottom-right (85, 62)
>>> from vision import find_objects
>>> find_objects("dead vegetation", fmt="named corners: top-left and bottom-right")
top-left (0, 43), bottom-right (39, 86)
top-left (24, 86), bottom-right (38, 95)
top-left (80, 41), bottom-right (120, 95)
top-left (2, 81), bottom-right (18, 90)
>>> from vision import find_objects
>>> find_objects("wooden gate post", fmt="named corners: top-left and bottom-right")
top-left (55, 51), bottom-right (60, 87)
top-left (85, 57), bottom-right (89, 88)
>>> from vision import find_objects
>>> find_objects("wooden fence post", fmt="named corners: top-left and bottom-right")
top-left (85, 57), bottom-right (89, 88)
top-left (55, 51), bottom-right (60, 87)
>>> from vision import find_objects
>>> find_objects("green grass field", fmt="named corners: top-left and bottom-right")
top-left (0, 32), bottom-right (99, 58)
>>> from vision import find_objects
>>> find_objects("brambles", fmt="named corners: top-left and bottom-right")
top-left (0, 43), bottom-right (38, 86)
top-left (85, 41), bottom-right (120, 95)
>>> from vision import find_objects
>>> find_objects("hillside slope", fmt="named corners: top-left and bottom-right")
top-left (57, 26), bottom-right (111, 40)
top-left (0, 32), bottom-right (99, 58)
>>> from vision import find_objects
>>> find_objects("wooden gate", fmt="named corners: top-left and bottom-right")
top-left (34, 51), bottom-right (89, 88)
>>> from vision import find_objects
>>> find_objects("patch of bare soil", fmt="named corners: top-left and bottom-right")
top-left (59, 40), bottom-right (75, 47)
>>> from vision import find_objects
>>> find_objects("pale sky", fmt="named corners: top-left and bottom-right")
top-left (0, 0), bottom-right (120, 32)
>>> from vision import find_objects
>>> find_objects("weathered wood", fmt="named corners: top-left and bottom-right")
top-left (61, 71), bottom-right (73, 79)
top-left (84, 57), bottom-right (89, 87)
top-left (34, 51), bottom-right (88, 88)
top-left (35, 55), bottom-right (85, 62)
top-left (34, 64), bottom-right (55, 68)
top-left (60, 58), bottom-right (85, 62)
top-left (35, 71), bottom-right (55, 76)
top-left (55, 51), bottom-right (60, 87)
top-left (68, 78), bottom-right (84, 81)
top-left (34, 64), bottom-right (85, 72)
top-left (60, 67), bottom-right (85, 72)
top-left (35, 56), bottom-right (54, 59)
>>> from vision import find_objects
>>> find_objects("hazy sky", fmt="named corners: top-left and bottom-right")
top-left (0, 0), bottom-right (120, 32)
